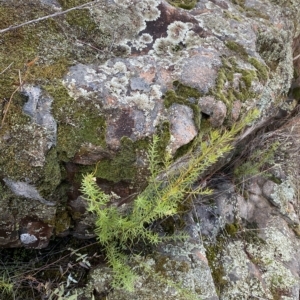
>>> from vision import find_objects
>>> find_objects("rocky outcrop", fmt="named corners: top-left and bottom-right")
top-left (1, 0), bottom-right (300, 298)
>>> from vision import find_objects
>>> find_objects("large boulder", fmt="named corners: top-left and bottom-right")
top-left (0, 1), bottom-right (300, 297)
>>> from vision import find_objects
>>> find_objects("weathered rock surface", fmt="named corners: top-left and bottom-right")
top-left (1, 0), bottom-right (300, 298)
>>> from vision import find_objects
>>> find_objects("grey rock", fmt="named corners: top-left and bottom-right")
top-left (3, 178), bottom-right (55, 206)
top-left (22, 85), bottom-right (57, 149)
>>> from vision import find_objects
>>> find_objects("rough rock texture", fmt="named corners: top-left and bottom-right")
top-left (1, 0), bottom-right (300, 298)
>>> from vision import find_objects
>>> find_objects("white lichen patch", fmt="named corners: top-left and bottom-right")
top-left (113, 0), bottom-right (160, 30)
top-left (20, 233), bottom-right (38, 245)
top-left (63, 64), bottom-right (106, 99)
top-left (269, 176), bottom-right (299, 223)
top-left (114, 0), bottom-right (133, 7)
top-left (112, 61), bottom-right (128, 74)
top-left (131, 34), bottom-right (154, 51)
top-left (151, 21), bottom-right (204, 66)
top-left (136, 0), bottom-right (160, 22)
top-left (167, 21), bottom-right (189, 43)
top-left (221, 222), bottom-right (298, 298)
top-left (126, 92), bottom-right (154, 111)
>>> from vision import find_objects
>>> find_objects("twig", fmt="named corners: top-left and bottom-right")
top-left (1, 81), bottom-right (22, 128)
top-left (0, 1), bottom-right (99, 34)
top-left (77, 39), bottom-right (105, 53)
top-left (1, 57), bottom-right (38, 128)
top-left (0, 62), bottom-right (13, 75)
top-left (293, 53), bottom-right (300, 61)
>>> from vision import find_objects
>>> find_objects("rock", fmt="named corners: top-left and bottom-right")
top-left (22, 85), bottom-right (57, 149)
top-left (0, 1), bottom-right (300, 300)
top-left (167, 104), bottom-right (197, 154)
top-left (198, 96), bottom-right (227, 127)
top-left (0, 0), bottom-right (300, 298)
top-left (19, 216), bottom-right (53, 249)
top-left (262, 179), bottom-right (276, 202)
top-left (3, 178), bottom-right (55, 206)
top-left (180, 47), bottom-right (221, 94)
top-left (231, 100), bottom-right (242, 121)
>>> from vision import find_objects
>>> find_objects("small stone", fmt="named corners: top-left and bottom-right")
top-left (262, 180), bottom-right (276, 201)
top-left (231, 100), bottom-right (242, 121)
top-left (198, 96), bottom-right (227, 127)
top-left (167, 104), bottom-right (197, 154)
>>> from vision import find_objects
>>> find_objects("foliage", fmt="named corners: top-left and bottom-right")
top-left (0, 275), bottom-right (13, 296)
top-left (81, 109), bottom-right (259, 292)
top-left (234, 141), bottom-right (279, 179)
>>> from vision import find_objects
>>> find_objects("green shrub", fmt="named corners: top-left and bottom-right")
top-left (81, 110), bottom-right (259, 291)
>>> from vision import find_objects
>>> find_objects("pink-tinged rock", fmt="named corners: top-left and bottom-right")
top-left (231, 100), bottom-right (242, 121)
top-left (198, 96), bottom-right (227, 127)
top-left (167, 104), bottom-right (197, 154)
top-left (180, 47), bottom-right (221, 94)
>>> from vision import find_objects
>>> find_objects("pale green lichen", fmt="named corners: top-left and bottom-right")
top-left (152, 21), bottom-right (204, 61)
top-left (270, 177), bottom-right (298, 223)
top-left (220, 222), bottom-right (298, 299)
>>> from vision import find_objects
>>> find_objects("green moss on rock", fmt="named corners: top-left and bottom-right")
top-left (167, 0), bottom-right (197, 10)
top-left (94, 137), bottom-right (141, 183)
top-left (206, 239), bottom-right (228, 295)
top-left (40, 148), bottom-right (62, 196)
top-left (225, 41), bottom-right (249, 59)
top-left (248, 57), bottom-right (269, 81)
top-left (164, 81), bottom-right (201, 130)
top-left (291, 86), bottom-right (300, 100)
top-left (45, 83), bottom-right (106, 161)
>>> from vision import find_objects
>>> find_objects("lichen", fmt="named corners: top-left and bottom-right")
top-left (209, 56), bottom-right (267, 120)
top-left (213, 220), bottom-right (299, 299)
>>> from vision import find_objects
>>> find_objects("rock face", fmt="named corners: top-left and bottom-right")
top-left (1, 0), bottom-right (300, 298)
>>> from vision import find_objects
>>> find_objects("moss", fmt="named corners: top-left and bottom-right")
top-left (223, 11), bottom-right (242, 22)
top-left (167, 0), bottom-right (197, 10)
top-left (245, 7), bottom-right (270, 20)
top-left (225, 41), bottom-right (249, 59)
top-left (75, 137), bottom-right (150, 186)
top-left (40, 148), bottom-right (62, 196)
top-left (248, 57), bottom-right (269, 81)
top-left (54, 210), bottom-right (71, 235)
top-left (156, 121), bottom-right (171, 161)
top-left (58, 0), bottom-right (91, 9)
top-left (291, 86), bottom-right (300, 100)
top-left (256, 33), bottom-right (285, 72)
top-left (0, 120), bottom-right (44, 181)
top-left (224, 223), bottom-right (239, 237)
top-left (209, 56), bottom-right (266, 121)
top-left (164, 81), bottom-right (201, 130)
top-left (205, 240), bottom-right (227, 295)
top-left (0, 0), bottom-right (114, 181)
top-left (45, 83), bottom-right (106, 161)
top-left (94, 137), bottom-right (139, 183)
top-left (231, 0), bottom-right (245, 8)
top-left (241, 69), bottom-right (256, 89)
top-left (173, 80), bottom-right (202, 99)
